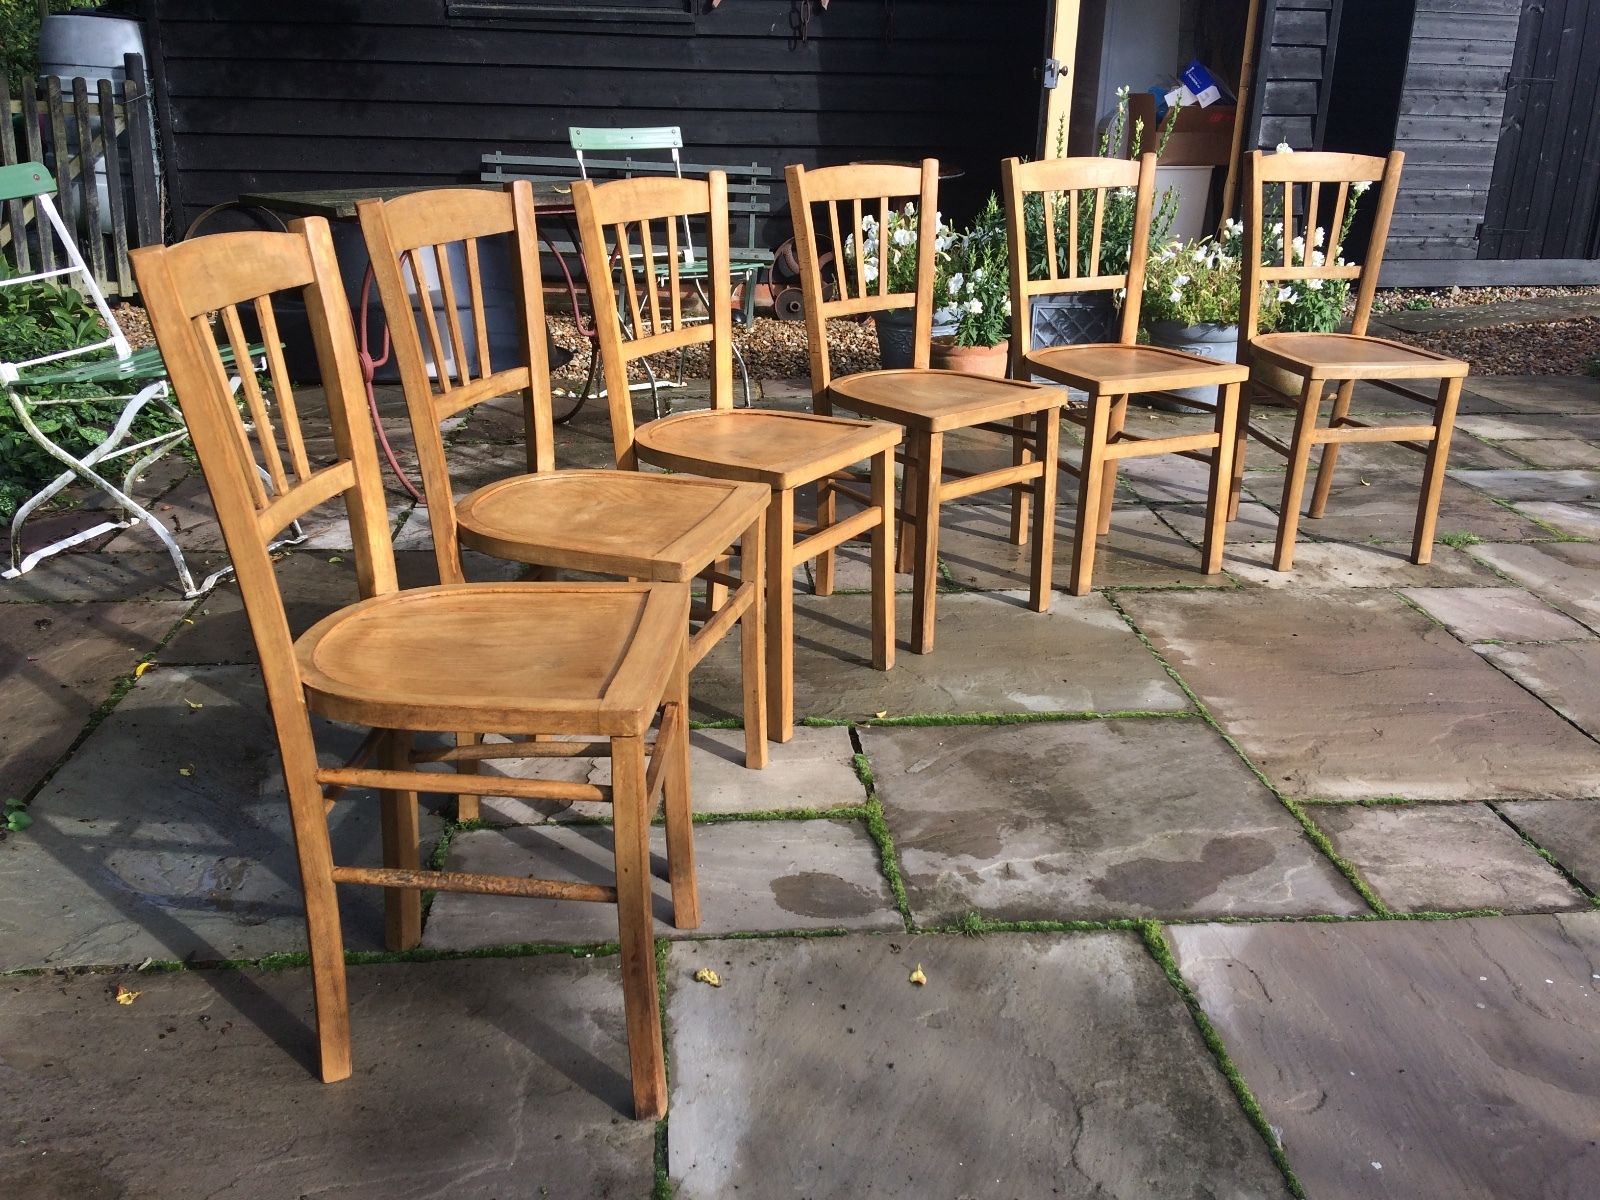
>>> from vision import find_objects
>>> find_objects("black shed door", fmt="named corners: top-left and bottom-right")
top-left (1480, 0), bottom-right (1600, 260)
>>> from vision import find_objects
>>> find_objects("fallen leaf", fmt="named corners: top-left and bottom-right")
top-left (134, 662), bottom-right (152, 678)
top-left (327, 556), bottom-right (343, 564)
top-left (180, 618), bottom-right (194, 625)
top-left (909, 964), bottom-right (927, 986)
top-left (184, 699), bottom-right (203, 710)
top-left (1359, 477), bottom-right (1371, 487)
top-left (692, 968), bottom-right (722, 988)
top-left (114, 985), bottom-right (140, 1006)
top-left (874, 710), bottom-right (888, 719)
top-left (178, 766), bottom-right (194, 777)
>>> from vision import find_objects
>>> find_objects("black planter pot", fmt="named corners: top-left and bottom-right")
top-left (1029, 291), bottom-right (1118, 350)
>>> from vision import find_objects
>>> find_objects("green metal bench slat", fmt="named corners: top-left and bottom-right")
top-left (14, 342), bottom-right (261, 388)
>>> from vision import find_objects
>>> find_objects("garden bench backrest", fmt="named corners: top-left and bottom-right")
top-left (0, 162), bottom-right (130, 381)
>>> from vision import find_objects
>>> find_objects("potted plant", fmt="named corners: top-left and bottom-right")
top-left (1025, 86), bottom-right (1179, 352)
top-left (847, 202), bottom-right (956, 369)
top-left (929, 193), bottom-right (1012, 377)
top-left (1141, 221), bottom-right (1246, 409)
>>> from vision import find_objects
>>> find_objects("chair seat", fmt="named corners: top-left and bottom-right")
top-left (1025, 342), bottom-right (1251, 393)
top-left (1251, 332), bottom-right (1469, 382)
top-left (295, 582), bottom-right (689, 736)
top-left (634, 408), bottom-right (902, 490)
top-left (827, 368), bottom-right (1058, 433)
top-left (455, 469), bottom-right (768, 582)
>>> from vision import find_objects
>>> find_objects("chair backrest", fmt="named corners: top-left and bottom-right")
top-left (131, 219), bottom-right (394, 776)
top-left (571, 127), bottom-right (696, 267)
top-left (0, 161), bottom-right (130, 376)
top-left (356, 182), bottom-right (550, 585)
top-left (1000, 154), bottom-right (1157, 369)
top-left (783, 160), bottom-right (939, 393)
top-left (571, 172), bottom-right (735, 469)
top-left (1238, 150), bottom-right (1402, 345)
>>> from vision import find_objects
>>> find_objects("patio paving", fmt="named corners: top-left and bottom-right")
top-left (4, 370), bottom-right (1600, 1197)
top-left (1309, 803), bottom-right (1589, 914)
top-left (0, 956), bottom-right (656, 1198)
top-left (1170, 913), bottom-right (1600, 1200)
top-left (862, 720), bottom-right (1364, 924)
top-left (1118, 589), bottom-right (1600, 801)
top-left (664, 933), bottom-right (1291, 1199)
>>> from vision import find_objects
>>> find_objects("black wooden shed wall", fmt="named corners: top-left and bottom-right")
top-left (138, 0), bottom-right (1046, 239)
top-left (1249, 0), bottom-right (1341, 152)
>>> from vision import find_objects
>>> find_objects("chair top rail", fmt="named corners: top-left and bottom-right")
top-left (484, 151), bottom-right (774, 182)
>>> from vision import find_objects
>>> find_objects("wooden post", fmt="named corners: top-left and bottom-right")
top-left (1040, 0), bottom-right (1082, 158)
top-left (1221, 0), bottom-right (1266, 222)
top-left (98, 77), bottom-right (132, 295)
top-left (124, 54), bottom-right (161, 249)
top-left (0, 66), bottom-right (30, 273)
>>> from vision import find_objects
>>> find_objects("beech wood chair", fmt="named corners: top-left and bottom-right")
top-left (357, 182), bottom-right (770, 780)
top-left (572, 171), bottom-right (902, 743)
top-left (783, 160), bottom-right (1065, 653)
top-left (131, 218), bottom-right (696, 1121)
top-left (1002, 153), bottom-right (1248, 596)
top-left (1235, 149), bottom-right (1468, 570)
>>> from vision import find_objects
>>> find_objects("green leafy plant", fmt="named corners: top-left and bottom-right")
top-left (2, 0), bottom-right (105, 85)
top-left (932, 193), bottom-right (1011, 348)
top-left (1257, 156), bottom-right (1370, 333)
top-left (842, 202), bottom-right (954, 297)
top-left (3, 799), bottom-right (32, 833)
top-left (1141, 221), bottom-right (1246, 328)
top-left (0, 256), bottom-right (181, 520)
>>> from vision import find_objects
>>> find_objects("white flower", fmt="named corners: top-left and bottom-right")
top-left (1306, 278), bottom-right (1324, 290)
top-left (1193, 247), bottom-right (1209, 263)
top-left (1277, 286), bottom-right (1296, 302)
top-left (864, 262), bottom-right (879, 284)
top-left (1275, 142), bottom-right (1294, 154)
top-left (892, 227), bottom-right (916, 247)
top-left (1115, 187), bottom-right (1134, 199)
top-left (1117, 84), bottom-right (1131, 99)
top-left (1174, 274), bottom-right (1190, 287)
top-left (947, 272), bottom-right (965, 297)
top-left (1313, 227), bottom-right (1326, 247)
top-left (935, 234), bottom-right (954, 253)
top-left (1311, 250), bottom-right (1326, 267)
top-left (1352, 181), bottom-right (1371, 195)
top-left (1271, 221), bottom-right (1284, 236)
top-left (1002, 297), bottom-right (1012, 316)
top-left (1169, 288), bottom-right (1183, 304)
top-left (971, 267), bottom-right (984, 281)
top-left (860, 213), bottom-right (877, 231)
top-left (1115, 287), bottom-right (1126, 301)
top-left (902, 201), bottom-right (916, 218)
top-left (966, 299), bottom-right (983, 314)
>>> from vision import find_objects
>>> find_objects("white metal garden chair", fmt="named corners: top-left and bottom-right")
top-left (1, 161), bottom-right (284, 595)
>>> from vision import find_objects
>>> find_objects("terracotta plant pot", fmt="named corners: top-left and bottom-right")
top-left (930, 337), bottom-right (1010, 378)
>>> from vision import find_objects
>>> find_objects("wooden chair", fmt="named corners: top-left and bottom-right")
top-left (1002, 153), bottom-right (1248, 596)
top-left (131, 218), bottom-right (696, 1121)
top-left (571, 172), bottom-right (902, 744)
top-left (357, 182), bottom-right (770, 779)
top-left (1235, 150), bottom-right (1468, 570)
top-left (784, 160), bottom-right (1066, 653)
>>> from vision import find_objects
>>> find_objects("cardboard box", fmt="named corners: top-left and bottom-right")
top-left (1128, 93), bottom-right (1236, 167)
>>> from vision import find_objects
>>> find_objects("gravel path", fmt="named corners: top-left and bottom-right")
top-left (1386, 316), bottom-right (1600, 377)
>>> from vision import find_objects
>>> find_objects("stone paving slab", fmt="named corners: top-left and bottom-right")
top-left (1458, 374), bottom-right (1600, 413)
top-left (0, 600), bottom-right (186, 802)
top-left (1502, 439), bottom-right (1600, 470)
top-left (0, 665), bottom-right (444, 970)
top-left (1240, 470), bottom-right (1550, 544)
top-left (0, 547), bottom-right (228, 602)
top-left (1477, 642), bottom-right (1600, 736)
top-left (1398, 586), bottom-right (1593, 643)
top-left (1516, 500), bottom-right (1600, 539)
top-left (862, 721), bottom-right (1364, 924)
top-left (1169, 912), bottom-right (1600, 1200)
top-left (691, 589), bottom-right (1188, 723)
top-left (1450, 468), bottom-right (1600, 505)
top-left (1322, 435), bottom-right (1528, 471)
top-left (1159, 498), bottom-right (1283, 544)
top-left (664, 932), bottom-right (1291, 1200)
top-left (0, 956), bottom-right (654, 1198)
top-left (1455, 412), bottom-right (1600, 441)
top-left (1226, 542), bottom-right (1499, 590)
top-left (1469, 541), bottom-right (1600, 629)
top-left (1119, 590), bottom-right (1600, 801)
top-left (422, 818), bottom-right (901, 949)
top-left (938, 501), bottom-right (1231, 591)
top-left (1311, 803), bottom-right (1588, 914)
top-left (1496, 800), bottom-right (1600, 895)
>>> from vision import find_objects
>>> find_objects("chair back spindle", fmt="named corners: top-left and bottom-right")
top-left (571, 172), bottom-right (735, 469)
top-left (357, 182), bottom-right (551, 584)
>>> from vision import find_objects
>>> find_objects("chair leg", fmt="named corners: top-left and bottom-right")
top-left (1097, 394), bottom-right (1129, 536)
top-left (1009, 414), bottom-right (1033, 546)
top-left (379, 729), bottom-right (422, 952)
top-left (1273, 377), bottom-right (1325, 572)
top-left (1229, 387), bottom-right (1253, 522)
top-left (452, 731), bottom-right (482, 822)
top-left (283, 758), bottom-right (352, 1083)
top-left (814, 477), bottom-right (837, 596)
top-left (1069, 392), bottom-right (1112, 597)
top-left (1309, 379), bottom-right (1355, 519)
top-left (1202, 382), bottom-right (1240, 576)
top-left (1413, 376), bottom-right (1464, 566)
top-left (661, 642), bottom-right (700, 929)
top-left (870, 447), bottom-right (897, 672)
top-left (765, 487), bottom-right (796, 743)
top-left (737, 513), bottom-right (769, 768)
top-left (910, 431), bottom-right (944, 655)
top-left (610, 732), bottom-right (668, 1121)
top-left (1029, 407), bottom-right (1060, 612)
top-left (896, 448), bottom-right (919, 576)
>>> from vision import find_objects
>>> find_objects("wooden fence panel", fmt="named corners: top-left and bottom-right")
top-left (2, 54), bottom-right (162, 297)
